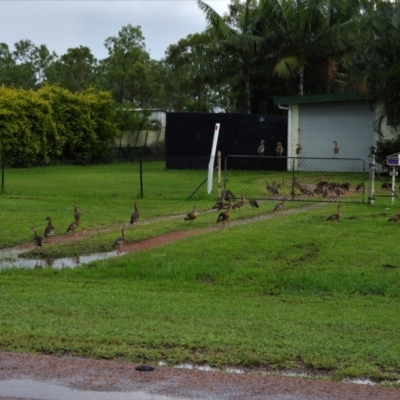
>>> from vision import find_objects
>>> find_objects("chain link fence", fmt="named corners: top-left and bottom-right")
top-left (0, 154), bottom-right (392, 205)
top-left (221, 155), bottom-right (370, 204)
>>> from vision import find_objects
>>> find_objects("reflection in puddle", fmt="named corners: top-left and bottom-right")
top-left (0, 379), bottom-right (181, 400)
top-left (0, 249), bottom-right (119, 270)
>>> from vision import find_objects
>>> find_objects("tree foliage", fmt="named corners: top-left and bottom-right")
top-left (0, 85), bottom-right (118, 163)
top-left (362, 3), bottom-right (400, 132)
top-left (0, 1), bottom-right (399, 132)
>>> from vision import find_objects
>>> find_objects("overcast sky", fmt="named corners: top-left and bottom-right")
top-left (1, 0), bottom-right (230, 61)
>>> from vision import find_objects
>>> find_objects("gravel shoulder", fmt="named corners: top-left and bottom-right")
top-left (0, 352), bottom-right (399, 400)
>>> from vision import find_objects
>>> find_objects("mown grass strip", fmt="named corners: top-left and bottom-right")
top-left (1, 203), bottom-right (400, 381)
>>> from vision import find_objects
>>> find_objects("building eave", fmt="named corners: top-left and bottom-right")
top-left (273, 92), bottom-right (365, 106)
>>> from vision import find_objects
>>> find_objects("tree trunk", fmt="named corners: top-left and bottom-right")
top-left (298, 66), bottom-right (304, 96)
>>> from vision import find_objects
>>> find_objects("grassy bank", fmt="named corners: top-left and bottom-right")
top-left (1, 202), bottom-right (400, 382)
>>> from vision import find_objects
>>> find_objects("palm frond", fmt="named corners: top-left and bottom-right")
top-left (226, 33), bottom-right (266, 54)
top-left (308, 18), bottom-right (361, 57)
top-left (197, 0), bottom-right (234, 40)
top-left (273, 56), bottom-right (302, 79)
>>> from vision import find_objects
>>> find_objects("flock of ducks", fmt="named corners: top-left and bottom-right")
top-left (185, 194), bottom-right (284, 228)
top-left (28, 196), bottom-right (399, 256)
top-left (29, 203), bottom-right (140, 254)
top-left (257, 140), bottom-right (284, 157)
top-left (257, 141), bottom-right (340, 158)
top-left (264, 178), bottom-right (365, 199)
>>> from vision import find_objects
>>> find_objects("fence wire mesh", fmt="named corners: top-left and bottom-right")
top-left (0, 154), bottom-right (391, 205)
top-left (222, 156), bottom-right (369, 204)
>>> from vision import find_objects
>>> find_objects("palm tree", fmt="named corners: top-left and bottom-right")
top-left (363, 4), bottom-right (400, 131)
top-left (197, 0), bottom-right (276, 113)
top-left (272, 0), bottom-right (362, 95)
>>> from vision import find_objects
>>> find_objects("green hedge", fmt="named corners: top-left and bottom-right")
top-left (0, 85), bottom-right (119, 164)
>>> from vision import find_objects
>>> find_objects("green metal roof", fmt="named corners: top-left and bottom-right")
top-left (273, 92), bottom-right (365, 105)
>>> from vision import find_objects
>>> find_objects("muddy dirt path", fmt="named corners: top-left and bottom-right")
top-left (8, 203), bottom-right (329, 255)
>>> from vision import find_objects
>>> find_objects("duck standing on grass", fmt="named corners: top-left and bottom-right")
top-left (130, 202), bottom-right (140, 225)
top-left (30, 227), bottom-right (43, 252)
top-left (249, 199), bottom-right (259, 209)
top-left (112, 228), bottom-right (126, 254)
top-left (274, 200), bottom-right (285, 213)
top-left (232, 193), bottom-right (246, 212)
top-left (327, 204), bottom-right (341, 222)
top-left (43, 216), bottom-right (55, 241)
top-left (72, 204), bottom-right (83, 219)
top-left (184, 206), bottom-right (198, 224)
top-left (212, 196), bottom-right (225, 211)
top-left (388, 213), bottom-right (400, 223)
top-left (217, 198), bottom-right (233, 227)
top-left (66, 212), bottom-right (82, 236)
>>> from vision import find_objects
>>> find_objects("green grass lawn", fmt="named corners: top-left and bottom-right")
top-left (1, 163), bottom-right (400, 383)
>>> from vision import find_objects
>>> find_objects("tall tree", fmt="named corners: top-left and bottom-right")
top-left (0, 40), bottom-right (57, 88)
top-left (47, 46), bottom-right (97, 92)
top-left (197, 0), bottom-right (274, 113)
top-left (362, 2), bottom-right (400, 131)
top-left (272, 0), bottom-right (362, 95)
top-left (102, 24), bottom-right (150, 104)
top-left (164, 31), bottom-right (232, 112)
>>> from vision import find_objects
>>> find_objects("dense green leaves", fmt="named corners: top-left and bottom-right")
top-left (0, 1), bottom-right (399, 122)
top-left (0, 85), bottom-right (118, 163)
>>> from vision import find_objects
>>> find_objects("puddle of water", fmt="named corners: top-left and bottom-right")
top-left (171, 362), bottom-right (243, 374)
top-left (0, 379), bottom-right (184, 400)
top-left (0, 249), bottom-right (118, 270)
top-left (168, 362), bottom-right (400, 386)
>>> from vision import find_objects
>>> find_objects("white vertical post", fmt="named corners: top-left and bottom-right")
top-left (207, 123), bottom-right (220, 194)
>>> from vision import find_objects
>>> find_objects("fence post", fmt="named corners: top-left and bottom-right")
top-left (139, 152), bottom-right (143, 198)
top-left (217, 151), bottom-right (221, 198)
top-left (369, 147), bottom-right (376, 205)
top-left (291, 158), bottom-right (295, 200)
top-left (1, 155), bottom-right (4, 194)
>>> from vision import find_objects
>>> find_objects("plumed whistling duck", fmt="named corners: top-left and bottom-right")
top-left (66, 212), bottom-right (82, 236)
top-left (249, 199), bottom-right (259, 209)
top-left (276, 142), bottom-right (284, 157)
top-left (212, 196), bottom-right (225, 211)
top-left (130, 202), bottom-right (140, 225)
top-left (184, 206), bottom-right (198, 224)
top-left (388, 213), bottom-right (400, 223)
top-left (112, 228), bottom-right (126, 254)
top-left (43, 216), bottom-right (55, 239)
top-left (217, 198), bottom-right (233, 226)
top-left (72, 204), bottom-right (82, 219)
top-left (333, 141), bottom-right (340, 158)
top-left (327, 204), bottom-right (341, 222)
top-left (232, 193), bottom-right (246, 212)
top-left (30, 227), bottom-right (43, 252)
top-left (257, 140), bottom-right (265, 156)
top-left (274, 199), bottom-right (285, 213)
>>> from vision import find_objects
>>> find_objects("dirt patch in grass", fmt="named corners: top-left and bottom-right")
top-left (7, 203), bottom-right (330, 256)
